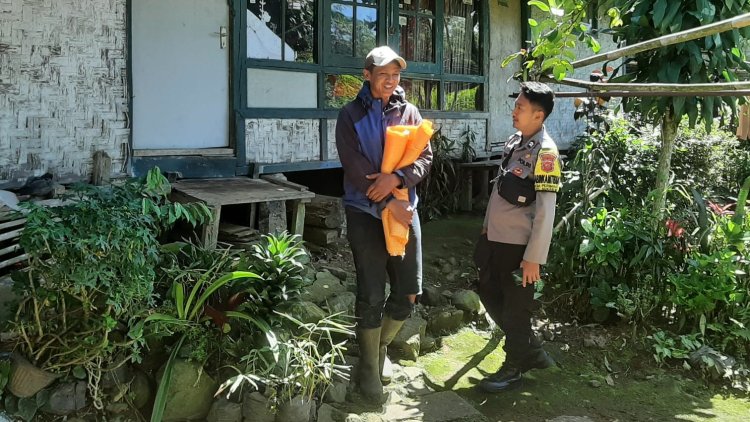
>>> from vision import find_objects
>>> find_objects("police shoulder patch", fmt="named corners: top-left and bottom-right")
top-left (534, 146), bottom-right (561, 192)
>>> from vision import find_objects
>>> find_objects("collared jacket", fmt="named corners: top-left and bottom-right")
top-left (336, 82), bottom-right (433, 218)
top-left (483, 126), bottom-right (561, 264)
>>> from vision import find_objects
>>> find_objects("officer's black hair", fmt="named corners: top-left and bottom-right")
top-left (520, 82), bottom-right (554, 119)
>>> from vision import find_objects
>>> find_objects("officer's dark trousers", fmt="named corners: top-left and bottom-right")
top-left (346, 207), bottom-right (422, 329)
top-left (475, 234), bottom-right (544, 370)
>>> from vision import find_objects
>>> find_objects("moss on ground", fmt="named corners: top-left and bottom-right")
top-left (416, 329), bottom-right (750, 422)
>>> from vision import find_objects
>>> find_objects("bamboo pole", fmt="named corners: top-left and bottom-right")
top-left (553, 90), bottom-right (750, 97)
top-left (548, 76), bottom-right (750, 93)
top-left (571, 12), bottom-right (750, 69)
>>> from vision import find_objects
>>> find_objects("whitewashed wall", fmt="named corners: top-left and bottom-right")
top-left (0, 0), bottom-right (129, 188)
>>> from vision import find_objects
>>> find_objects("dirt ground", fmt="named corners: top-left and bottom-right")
top-left (312, 213), bottom-right (750, 422)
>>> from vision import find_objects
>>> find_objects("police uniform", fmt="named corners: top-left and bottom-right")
top-left (475, 125), bottom-right (561, 371)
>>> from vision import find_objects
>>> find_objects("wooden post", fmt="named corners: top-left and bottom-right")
top-left (201, 206), bottom-right (221, 249)
top-left (91, 150), bottom-right (111, 186)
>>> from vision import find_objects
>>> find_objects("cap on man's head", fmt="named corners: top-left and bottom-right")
top-left (364, 46), bottom-right (407, 70)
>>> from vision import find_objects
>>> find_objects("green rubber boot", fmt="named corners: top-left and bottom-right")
top-left (379, 316), bottom-right (405, 384)
top-left (357, 327), bottom-right (383, 400)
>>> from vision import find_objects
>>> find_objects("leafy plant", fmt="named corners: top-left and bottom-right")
top-left (649, 330), bottom-right (701, 364)
top-left (217, 312), bottom-right (353, 412)
top-left (13, 167), bottom-right (211, 408)
top-left (233, 232), bottom-right (310, 330)
top-left (502, 0), bottom-right (617, 81)
top-left (417, 127), bottom-right (462, 220)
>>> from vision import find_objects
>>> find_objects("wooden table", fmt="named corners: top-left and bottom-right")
top-left (457, 159), bottom-right (503, 211)
top-left (171, 177), bottom-right (315, 249)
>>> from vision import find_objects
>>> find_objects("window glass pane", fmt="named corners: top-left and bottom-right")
top-left (444, 82), bottom-right (482, 111)
top-left (285, 0), bottom-right (316, 63)
top-left (331, 3), bottom-right (354, 56)
top-left (398, 0), bottom-right (435, 14)
top-left (416, 17), bottom-right (434, 62)
top-left (355, 7), bottom-right (377, 57)
top-left (325, 74), bottom-right (364, 109)
top-left (248, 69), bottom-right (318, 108)
top-left (401, 79), bottom-right (439, 111)
top-left (399, 16), bottom-right (416, 61)
top-left (444, 0), bottom-right (481, 74)
top-left (247, 1), bottom-right (283, 59)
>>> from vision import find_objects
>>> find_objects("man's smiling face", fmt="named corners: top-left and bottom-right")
top-left (364, 61), bottom-right (402, 103)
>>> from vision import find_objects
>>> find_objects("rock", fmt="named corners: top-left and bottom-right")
top-left (207, 398), bottom-right (242, 422)
top-left (320, 265), bottom-right (350, 281)
top-left (287, 301), bottom-right (327, 324)
top-left (589, 380), bottom-right (602, 388)
top-left (275, 395), bottom-right (313, 422)
top-left (101, 364), bottom-right (133, 396)
top-left (583, 334), bottom-right (608, 349)
top-left (0, 275), bottom-right (19, 323)
top-left (325, 292), bottom-right (356, 315)
top-left (546, 417), bottom-right (595, 422)
top-left (390, 316), bottom-right (427, 361)
top-left (324, 379), bottom-right (348, 403)
top-left (420, 335), bottom-right (437, 353)
top-left (689, 345), bottom-right (737, 380)
top-left (301, 271), bottom-right (347, 304)
top-left (242, 391), bottom-right (274, 422)
top-left (427, 307), bottom-right (464, 335)
top-left (450, 290), bottom-right (481, 314)
top-left (130, 370), bottom-right (152, 409)
top-left (105, 403), bottom-right (130, 414)
top-left (43, 381), bottom-right (87, 415)
top-left (317, 403), bottom-right (347, 422)
top-left (448, 256), bottom-right (458, 266)
top-left (158, 359), bottom-right (218, 421)
top-left (420, 286), bottom-right (447, 307)
top-left (381, 391), bottom-right (486, 422)
top-left (345, 415), bottom-right (364, 422)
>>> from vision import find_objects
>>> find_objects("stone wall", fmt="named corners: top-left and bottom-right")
top-left (0, 0), bottom-right (129, 188)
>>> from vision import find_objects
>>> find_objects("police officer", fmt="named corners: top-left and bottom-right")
top-left (474, 81), bottom-right (560, 393)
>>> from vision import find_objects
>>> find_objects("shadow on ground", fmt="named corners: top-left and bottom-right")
top-left (415, 215), bottom-right (750, 422)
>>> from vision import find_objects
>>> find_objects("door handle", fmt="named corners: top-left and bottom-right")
top-left (213, 26), bottom-right (228, 49)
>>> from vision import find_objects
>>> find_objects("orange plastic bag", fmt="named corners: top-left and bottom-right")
top-left (380, 120), bottom-right (434, 256)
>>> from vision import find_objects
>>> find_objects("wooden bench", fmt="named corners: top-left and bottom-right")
top-left (171, 177), bottom-right (315, 249)
top-left (457, 159), bottom-right (503, 211)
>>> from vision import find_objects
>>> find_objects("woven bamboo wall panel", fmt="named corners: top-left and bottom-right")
top-left (0, 0), bottom-right (129, 188)
top-left (326, 119), bottom-right (337, 161)
top-left (245, 119), bottom-right (320, 164)
top-left (326, 118), bottom-right (486, 161)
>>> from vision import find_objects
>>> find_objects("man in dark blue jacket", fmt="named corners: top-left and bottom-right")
top-left (336, 46), bottom-right (432, 401)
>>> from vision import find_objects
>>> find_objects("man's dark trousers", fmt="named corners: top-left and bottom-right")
top-left (346, 207), bottom-right (422, 329)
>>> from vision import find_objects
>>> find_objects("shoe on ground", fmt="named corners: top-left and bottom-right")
top-left (522, 349), bottom-right (556, 371)
top-left (479, 366), bottom-right (522, 393)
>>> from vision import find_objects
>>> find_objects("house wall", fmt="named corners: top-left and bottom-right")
top-left (0, 0), bottom-right (129, 188)
top-left (245, 119), bottom-right (320, 164)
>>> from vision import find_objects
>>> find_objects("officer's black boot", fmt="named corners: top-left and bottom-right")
top-left (479, 363), bottom-right (522, 393)
top-left (520, 335), bottom-right (556, 371)
top-left (378, 316), bottom-right (405, 384)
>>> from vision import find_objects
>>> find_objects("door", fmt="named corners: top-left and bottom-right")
top-left (132, 0), bottom-right (229, 150)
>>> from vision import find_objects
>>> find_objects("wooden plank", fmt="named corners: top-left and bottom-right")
top-left (91, 150), bottom-right (111, 186)
top-left (133, 148), bottom-right (234, 157)
top-left (0, 243), bottom-right (21, 257)
top-left (0, 228), bottom-right (22, 242)
top-left (290, 200), bottom-right (307, 236)
top-left (201, 206), bottom-right (221, 250)
top-left (460, 168), bottom-right (474, 212)
top-left (261, 175), bottom-right (309, 191)
top-left (0, 253), bottom-right (28, 271)
top-left (0, 219), bottom-right (25, 231)
top-left (173, 178), bottom-right (314, 207)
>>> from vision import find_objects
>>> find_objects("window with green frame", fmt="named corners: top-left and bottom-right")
top-left (244, 0), bottom-right (486, 112)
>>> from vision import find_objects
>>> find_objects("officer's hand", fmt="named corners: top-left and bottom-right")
top-left (386, 200), bottom-right (413, 226)
top-left (366, 173), bottom-right (400, 202)
top-left (520, 260), bottom-right (541, 287)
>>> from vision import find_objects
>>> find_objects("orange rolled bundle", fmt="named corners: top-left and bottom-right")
top-left (381, 120), bottom-right (434, 256)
